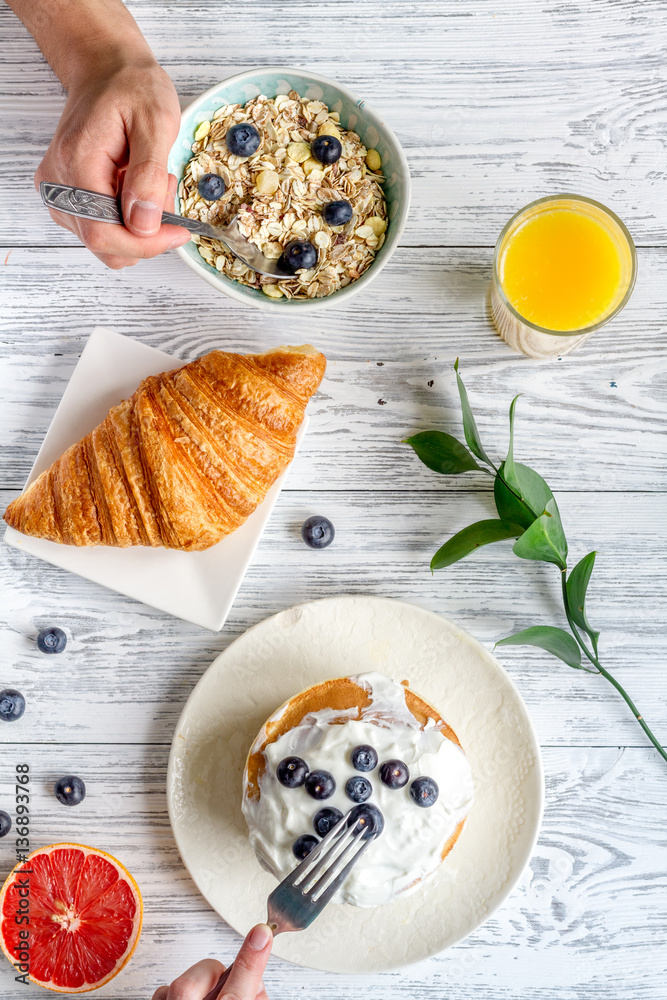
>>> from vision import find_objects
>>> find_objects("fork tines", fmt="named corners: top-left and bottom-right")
top-left (291, 813), bottom-right (375, 902)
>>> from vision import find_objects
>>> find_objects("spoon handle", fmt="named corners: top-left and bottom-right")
top-left (39, 181), bottom-right (210, 235)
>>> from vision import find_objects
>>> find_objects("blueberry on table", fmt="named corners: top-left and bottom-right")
top-left (346, 776), bottom-right (372, 803)
top-left (313, 806), bottom-right (343, 837)
top-left (54, 775), bottom-right (86, 807)
top-left (226, 122), bottom-right (261, 157)
top-left (311, 135), bottom-right (342, 165)
top-left (0, 811), bottom-right (11, 838)
top-left (292, 834), bottom-right (319, 860)
top-left (278, 239), bottom-right (319, 275)
top-left (277, 756), bottom-right (309, 788)
top-left (322, 199), bottom-right (353, 226)
top-left (351, 744), bottom-right (378, 772)
top-left (379, 759), bottom-right (409, 789)
top-left (301, 515), bottom-right (335, 549)
top-left (410, 776), bottom-right (439, 808)
top-left (348, 803), bottom-right (384, 839)
top-left (197, 173), bottom-right (226, 201)
top-left (305, 770), bottom-right (336, 800)
top-left (0, 689), bottom-right (25, 722)
top-left (36, 626), bottom-right (67, 654)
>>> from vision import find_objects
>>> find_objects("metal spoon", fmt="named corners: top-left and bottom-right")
top-left (39, 181), bottom-right (287, 277)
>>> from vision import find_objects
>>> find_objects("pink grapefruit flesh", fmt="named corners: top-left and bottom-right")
top-left (0, 843), bottom-right (142, 993)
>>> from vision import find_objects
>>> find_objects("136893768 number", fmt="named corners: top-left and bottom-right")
top-left (15, 765), bottom-right (29, 863)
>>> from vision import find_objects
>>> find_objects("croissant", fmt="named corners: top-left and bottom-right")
top-left (4, 344), bottom-right (326, 551)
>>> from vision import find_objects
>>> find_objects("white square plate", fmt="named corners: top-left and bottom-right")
top-left (4, 327), bottom-right (307, 631)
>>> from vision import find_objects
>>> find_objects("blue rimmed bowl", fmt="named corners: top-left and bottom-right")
top-left (168, 67), bottom-right (411, 311)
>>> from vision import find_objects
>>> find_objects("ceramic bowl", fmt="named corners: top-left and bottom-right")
top-left (167, 67), bottom-right (411, 311)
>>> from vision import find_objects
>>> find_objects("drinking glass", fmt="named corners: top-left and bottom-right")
top-left (490, 194), bottom-right (637, 359)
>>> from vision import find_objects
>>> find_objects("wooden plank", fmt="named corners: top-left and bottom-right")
top-left (2, 488), bottom-right (666, 747)
top-left (0, 744), bottom-right (664, 999)
top-left (1, 1), bottom-right (666, 245)
top-left (1, 3), bottom-right (666, 995)
top-left (1, 247), bottom-right (665, 492)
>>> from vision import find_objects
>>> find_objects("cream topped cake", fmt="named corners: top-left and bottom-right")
top-left (242, 672), bottom-right (474, 907)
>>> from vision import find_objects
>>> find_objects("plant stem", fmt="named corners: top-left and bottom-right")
top-left (560, 573), bottom-right (667, 762)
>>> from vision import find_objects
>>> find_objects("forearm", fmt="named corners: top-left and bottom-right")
top-left (6, 0), bottom-right (155, 91)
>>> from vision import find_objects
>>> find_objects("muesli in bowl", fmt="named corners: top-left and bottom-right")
top-left (179, 91), bottom-right (388, 300)
top-left (168, 68), bottom-right (410, 310)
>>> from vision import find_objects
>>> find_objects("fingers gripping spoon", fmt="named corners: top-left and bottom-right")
top-left (200, 809), bottom-right (380, 1000)
top-left (39, 182), bottom-right (288, 277)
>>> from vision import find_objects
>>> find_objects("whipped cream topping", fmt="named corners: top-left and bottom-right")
top-left (242, 672), bottom-right (474, 907)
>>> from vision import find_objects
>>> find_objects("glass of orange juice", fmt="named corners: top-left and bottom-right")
top-left (491, 194), bottom-right (637, 359)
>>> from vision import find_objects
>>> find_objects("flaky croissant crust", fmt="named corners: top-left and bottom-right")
top-left (4, 344), bottom-right (326, 551)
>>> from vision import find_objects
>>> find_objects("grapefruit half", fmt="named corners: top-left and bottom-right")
top-left (0, 843), bottom-right (142, 993)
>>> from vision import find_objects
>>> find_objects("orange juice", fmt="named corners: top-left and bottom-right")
top-left (500, 209), bottom-right (625, 331)
top-left (491, 195), bottom-right (636, 358)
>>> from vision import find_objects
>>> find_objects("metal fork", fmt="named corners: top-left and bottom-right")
top-left (39, 181), bottom-right (287, 277)
top-left (201, 811), bottom-right (378, 1000)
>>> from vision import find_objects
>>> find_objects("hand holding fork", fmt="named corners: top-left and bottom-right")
top-left (152, 808), bottom-right (380, 1000)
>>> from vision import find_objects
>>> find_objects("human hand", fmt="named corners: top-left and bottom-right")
top-left (35, 58), bottom-right (190, 269)
top-left (151, 924), bottom-right (273, 1000)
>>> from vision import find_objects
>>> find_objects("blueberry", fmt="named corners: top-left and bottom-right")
top-left (311, 135), bottom-right (342, 165)
top-left (197, 173), bottom-right (226, 201)
top-left (346, 776), bottom-right (372, 803)
top-left (0, 689), bottom-right (25, 722)
top-left (277, 756), bottom-right (309, 788)
top-left (226, 122), bottom-right (261, 157)
top-left (292, 834), bottom-right (319, 860)
top-left (312, 806), bottom-right (343, 837)
top-left (351, 745), bottom-right (378, 772)
top-left (0, 811), bottom-right (11, 838)
top-left (348, 803), bottom-right (384, 839)
top-left (278, 239), bottom-right (318, 275)
top-left (379, 759), bottom-right (409, 789)
top-left (54, 775), bottom-right (86, 807)
top-left (36, 626), bottom-right (67, 654)
top-left (410, 776), bottom-right (439, 808)
top-left (304, 770), bottom-right (336, 800)
top-left (322, 200), bottom-right (353, 226)
top-left (301, 515), bottom-right (335, 549)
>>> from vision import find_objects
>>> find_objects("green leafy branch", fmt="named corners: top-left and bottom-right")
top-left (404, 360), bottom-right (666, 764)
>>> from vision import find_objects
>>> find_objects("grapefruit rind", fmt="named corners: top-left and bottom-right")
top-left (0, 843), bottom-right (143, 993)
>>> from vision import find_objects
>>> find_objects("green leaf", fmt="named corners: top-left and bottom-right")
top-left (566, 551), bottom-right (600, 651)
top-left (502, 394), bottom-right (522, 490)
top-left (431, 519), bottom-right (524, 571)
top-left (512, 498), bottom-right (568, 568)
top-left (454, 359), bottom-right (496, 469)
top-left (404, 431), bottom-right (482, 475)
top-left (497, 459), bottom-right (554, 521)
top-left (496, 626), bottom-right (582, 668)
top-left (494, 466), bottom-right (540, 529)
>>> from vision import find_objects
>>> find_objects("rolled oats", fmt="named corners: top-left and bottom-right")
top-left (179, 91), bottom-right (388, 299)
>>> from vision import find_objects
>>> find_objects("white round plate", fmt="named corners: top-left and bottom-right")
top-left (167, 596), bottom-right (544, 974)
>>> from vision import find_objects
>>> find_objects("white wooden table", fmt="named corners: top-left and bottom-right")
top-left (1, 2), bottom-right (666, 997)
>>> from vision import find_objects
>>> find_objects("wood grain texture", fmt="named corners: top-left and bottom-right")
top-left (1, 1), bottom-right (666, 245)
top-left (1, 0), bottom-right (666, 996)
top-left (0, 745), bottom-right (664, 1000)
top-left (1, 248), bottom-right (666, 492)
top-left (1, 488), bottom-right (666, 748)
